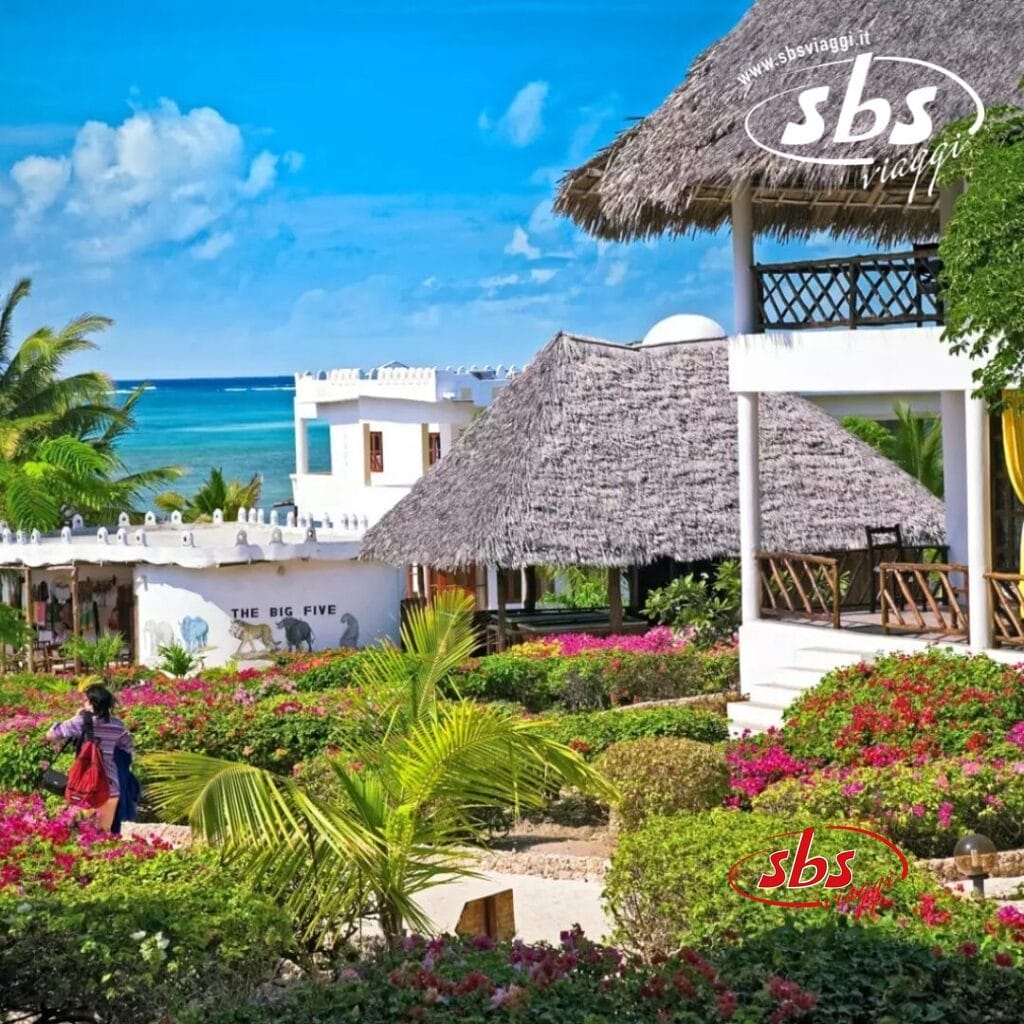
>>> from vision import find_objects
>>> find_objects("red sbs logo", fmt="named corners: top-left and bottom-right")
top-left (727, 825), bottom-right (909, 912)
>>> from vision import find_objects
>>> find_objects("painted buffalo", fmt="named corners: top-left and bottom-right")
top-left (277, 616), bottom-right (315, 652)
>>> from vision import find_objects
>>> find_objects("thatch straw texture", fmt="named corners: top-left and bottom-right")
top-left (361, 333), bottom-right (945, 569)
top-left (555, 1), bottom-right (1024, 243)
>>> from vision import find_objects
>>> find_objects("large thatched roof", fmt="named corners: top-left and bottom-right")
top-left (555, 1), bottom-right (1024, 243)
top-left (360, 333), bottom-right (945, 570)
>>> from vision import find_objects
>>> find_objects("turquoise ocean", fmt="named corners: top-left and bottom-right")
top-left (114, 377), bottom-right (331, 510)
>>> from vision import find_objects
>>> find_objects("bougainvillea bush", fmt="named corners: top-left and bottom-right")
top-left (196, 928), bottom-right (817, 1024)
top-left (781, 650), bottom-right (1024, 766)
top-left (0, 793), bottom-right (289, 1024)
top-left (752, 754), bottom-right (1024, 858)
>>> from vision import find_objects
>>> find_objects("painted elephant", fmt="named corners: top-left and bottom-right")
top-left (143, 620), bottom-right (175, 658)
top-left (179, 615), bottom-right (209, 652)
top-left (277, 616), bottom-right (315, 652)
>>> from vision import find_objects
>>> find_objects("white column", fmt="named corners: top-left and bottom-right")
top-left (294, 417), bottom-right (309, 476)
top-left (940, 391), bottom-right (968, 567)
top-left (965, 394), bottom-right (992, 649)
top-left (737, 392), bottom-right (761, 625)
top-left (731, 179), bottom-right (757, 334)
top-left (939, 182), bottom-right (964, 234)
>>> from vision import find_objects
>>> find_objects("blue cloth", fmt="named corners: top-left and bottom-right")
top-left (112, 747), bottom-right (141, 835)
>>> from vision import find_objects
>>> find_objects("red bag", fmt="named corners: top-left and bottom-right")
top-left (65, 714), bottom-right (109, 809)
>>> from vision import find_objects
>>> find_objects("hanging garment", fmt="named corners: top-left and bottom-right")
top-left (1002, 392), bottom-right (1024, 598)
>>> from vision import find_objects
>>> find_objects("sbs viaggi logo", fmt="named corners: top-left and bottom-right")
top-left (727, 824), bottom-right (910, 916)
top-left (741, 40), bottom-right (985, 202)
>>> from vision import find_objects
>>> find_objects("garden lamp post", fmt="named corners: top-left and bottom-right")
top-left (953, 833), bottom-right (998, 897)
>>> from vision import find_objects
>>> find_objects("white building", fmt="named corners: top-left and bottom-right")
top-left (291, 363), bottom-right (517, 528)
top-left (0, 511), bottom-right (403, 669)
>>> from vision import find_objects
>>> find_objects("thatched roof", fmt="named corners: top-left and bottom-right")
top-left (555, 1), bottom-right (1024, 243)
top-left (360, 333), bottom-right (945, 570)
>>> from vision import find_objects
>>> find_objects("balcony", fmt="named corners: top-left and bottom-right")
top-left (753, 246), bottom-right (943, 331)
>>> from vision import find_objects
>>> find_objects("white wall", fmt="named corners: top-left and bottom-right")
top-left (135, 559), bottom-right (404, 667)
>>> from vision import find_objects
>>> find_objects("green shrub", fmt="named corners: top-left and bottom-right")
top-left (782, 650), bottom-right (1024, 765)
top-left (544, 705), bottom-right (727, 759)
top-left (603, 810), bottom-right (935, 956)
top-left (598, 737), bottom-right (729, 830)
top-left (445, 652), bottom-right (560, 711)
top-left (643, 560), bottom-right (741, 648)
top-left (449, 647), bottom-right (738, 712)
top-left (0, 729), bottom-right (57, 792)
top-left (0, 853), bottom-right (289, 1024)
top-left (288, 649), bottom-right (383, 692)
top-left (753, 755), bottom-right (1024, 858)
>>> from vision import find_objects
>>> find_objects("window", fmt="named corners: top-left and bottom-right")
top-left (504, 569), bottom-right (523, 604)
top-left (369, 431), bottom-right (384, 473)
top-left (428, 431), bottom-right (442, 467)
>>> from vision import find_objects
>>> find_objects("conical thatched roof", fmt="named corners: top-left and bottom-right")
top-left (555, 1), bottom-right (1024, 243)
top-left (360, 333), bottom-right (944, 570)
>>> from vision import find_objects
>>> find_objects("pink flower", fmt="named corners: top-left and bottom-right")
top-left (937, 802), bottom-right (954, 829)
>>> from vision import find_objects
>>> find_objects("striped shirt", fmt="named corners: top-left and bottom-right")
top-left (49, 713), bottom-right (134, 797)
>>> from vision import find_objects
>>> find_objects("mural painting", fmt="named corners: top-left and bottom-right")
top-left (230, 619), bottom-right (279, 658)
top-left (339, 612), bottom-right (359, 648)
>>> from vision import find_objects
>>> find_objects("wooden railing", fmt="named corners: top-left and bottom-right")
top-left (757, 552), bottom-right (841, 629)
top-left (878, 562), bottom-right (968, 637)
top-left (986, 572), bottom-right (1024, 648)
top-left (754, 247), bottom-right (943, 331)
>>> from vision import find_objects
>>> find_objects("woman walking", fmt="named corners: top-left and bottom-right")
top-left (48, 684), bottom-right (134, 831)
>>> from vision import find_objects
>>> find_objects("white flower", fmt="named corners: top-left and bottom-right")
top-left (130, 930), bottom-right (147, 940)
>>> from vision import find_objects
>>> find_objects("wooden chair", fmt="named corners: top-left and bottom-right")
top-left (866, 525), bottom-right (905, 614)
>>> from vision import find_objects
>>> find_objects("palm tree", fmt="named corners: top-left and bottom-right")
top-left (144, 592), bottom-right (614, 947)
top-left (842, 402), bottom-right (944, 497)
top-left (154, 467), bottom-right (263, 523)
top-left (0, 279), bottom-right (181, 528)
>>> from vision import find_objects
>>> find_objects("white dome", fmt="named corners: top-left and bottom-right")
top-left (640, 314), bottom-right (727, 347)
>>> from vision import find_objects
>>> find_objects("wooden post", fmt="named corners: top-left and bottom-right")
top-left (22, 567), bottom-right (33, 673)
top-left (523, 565), bottom-right (538, 613)
top-left (495, 567), bottom-right (509, 652)
top-left (608, 567), bottom-right (623, 631)
top-left (71, 565), bottom-right (81, 674)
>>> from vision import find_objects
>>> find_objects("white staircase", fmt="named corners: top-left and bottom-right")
top-left (727, 641), bottom-right (876, 736)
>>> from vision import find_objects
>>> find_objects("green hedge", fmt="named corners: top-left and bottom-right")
top-left (542, 704), bottom-right (727, 757)
top-left (0, 853), bottom-right (289, 1024)
top-left (448, 647), bottom-right (738, 712)
top-left (602, 810), bottom-right (938, 956)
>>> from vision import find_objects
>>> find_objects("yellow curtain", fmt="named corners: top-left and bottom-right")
top-left (1001, 391), bottom-right (1024, 588)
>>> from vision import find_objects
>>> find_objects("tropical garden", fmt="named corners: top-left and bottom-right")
top-left (4, 580), bottom-right (1024, 1022)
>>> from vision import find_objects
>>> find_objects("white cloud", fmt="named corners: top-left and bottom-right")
top-left (530, 267), bottom-right (557, 284)
top-left (604, 260), bottom-right (628, 287)
top-left (479, 81), bottom-right (549, 147)
top-left (282, 150), bottom-right (305, 173)
top-left (10, 155), bottom-right (70, 215)
top-left (504, 225), bottom-right (540, 260)
top-left (698, 243), bottom-right (732, 275)
top-left (479, 273), bottom-right (520, 292)
top-left (191, 231), bottom-right (236, 260)
top-left (238, 150), bottom-right (278, 198)
top-left (7, 99), bottom-right (285, 262)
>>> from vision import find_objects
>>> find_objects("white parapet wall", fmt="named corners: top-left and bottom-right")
top-left (135, 559), bottom-right (404, 667)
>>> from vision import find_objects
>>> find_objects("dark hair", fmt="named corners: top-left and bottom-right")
top-left (83, 684), bottom-right (116, 721)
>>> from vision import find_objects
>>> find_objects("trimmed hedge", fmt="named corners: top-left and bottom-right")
top-left (448, 646), bottom-right (738, 712)
top-left (542, 704), bottom-right (728, 758)
top-left (602, 810), bottom-right (938, 956)
top-left (599, 738), bottom-right (730, 830)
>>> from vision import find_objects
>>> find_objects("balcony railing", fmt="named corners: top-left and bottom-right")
top-left (754, 247), bottom-right (943, 331)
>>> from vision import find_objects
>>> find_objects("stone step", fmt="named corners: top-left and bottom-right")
top-left (769, 665), bottom-right (827, 690)
top-left (791, 645), bottom-right (875, 672)
top-left (745, 683), bottom-right (807, 708)
top-left (726, 699), bottom-right (785, 735)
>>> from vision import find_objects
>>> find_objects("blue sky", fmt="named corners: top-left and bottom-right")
top-left (0, 0), bottom-right (808, 378)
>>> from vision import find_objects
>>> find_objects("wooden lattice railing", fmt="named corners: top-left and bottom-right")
top-left (754, 247), bottom-right (943, 331)
top-left (757, 552), bottom-right (841, 629)
top-left (986, 572), bottom-right (1024, 647)
top-left (878, 562), bottom-right (968, 637)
